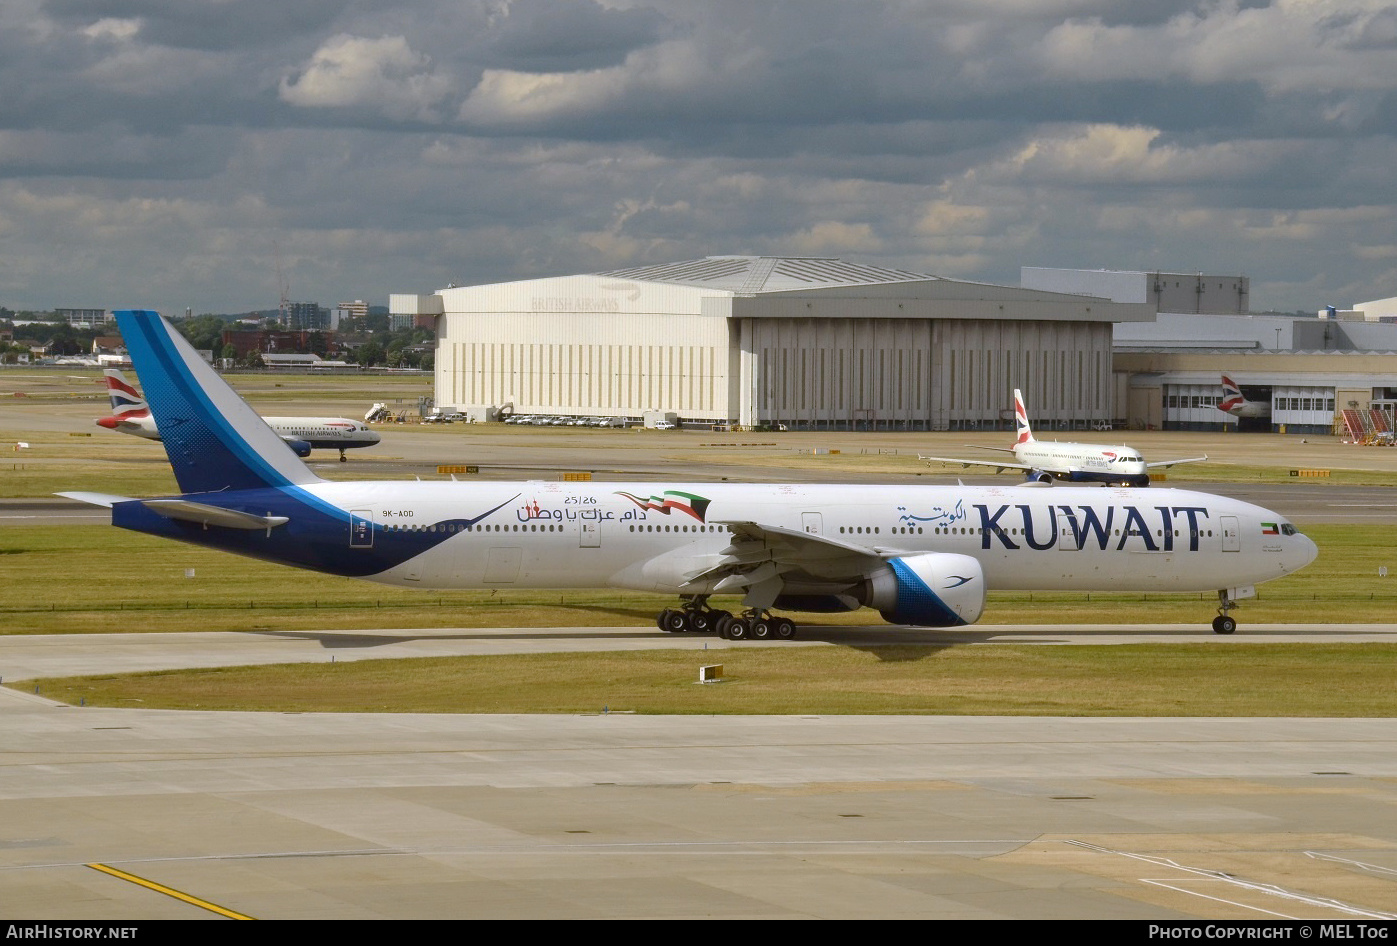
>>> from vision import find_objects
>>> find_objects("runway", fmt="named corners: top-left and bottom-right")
top-left (4, 629), bottom-right (1397, 920)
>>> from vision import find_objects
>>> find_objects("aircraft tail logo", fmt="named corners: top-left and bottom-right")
top-left (102, 369), bottom-right (148, 419)
top-left (1012, 388), bottom-right (1034, 445)
top-left (113, 310), bottom-right (322, 494)
top-left (1219, 374), bottom-right (1245, 414)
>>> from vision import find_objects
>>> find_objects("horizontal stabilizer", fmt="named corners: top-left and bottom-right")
top-left (141, 499), bottom-right (290, 531)
top-left (56, 491), bottom-right (134, 508)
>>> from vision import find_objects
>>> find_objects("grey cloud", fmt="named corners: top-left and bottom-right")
top-left (42, 0), bottom-right (353, 51)
top-left (483, 0), bottom-right (672, 71)
top-left (1, 0), bottom-right (1395, 314)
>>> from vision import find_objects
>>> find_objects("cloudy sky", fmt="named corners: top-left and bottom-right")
top-left (2, 0), bottom-right (1395, 315)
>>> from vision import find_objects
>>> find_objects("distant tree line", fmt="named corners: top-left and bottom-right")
top-left (1, 306), bottom-right (435, 370)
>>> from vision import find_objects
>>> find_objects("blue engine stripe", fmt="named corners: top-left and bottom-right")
top-left (883, 557), bottom-right (967, 627)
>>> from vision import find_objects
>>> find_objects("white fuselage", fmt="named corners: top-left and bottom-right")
top-left (1012, 441), bottom-right (1148, 483)
top-left (296, 480), bottom-right (1314, 595)
top-left (1223, 400), bottom-right (1271, 418)
top-left (103, 414), bottom-right (380, 450)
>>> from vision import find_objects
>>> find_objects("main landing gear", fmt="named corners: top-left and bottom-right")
top-left (655, 597), bottom-right (798, 641)
top-left (1212, 589), bottom-right (1239, 634)
top-left (716, 609), bottom-right (797, 641)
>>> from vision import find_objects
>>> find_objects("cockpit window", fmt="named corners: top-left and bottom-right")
top-left (1280, 523), bottom-right (1298, 536)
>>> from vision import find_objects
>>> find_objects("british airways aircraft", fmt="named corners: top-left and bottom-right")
top-left (920, 389), bottom-right (1206, 487)
top-left (97, 368), bottom-right (380, 461)
top-left (1218, 374), bottom-right (1271, 419)
top-left (62, 312), bottom-right (1316, 637)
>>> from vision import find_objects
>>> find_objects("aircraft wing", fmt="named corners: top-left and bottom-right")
top-left (683, 520), bottom-right (897, 607)
top-left (919, 454), bottom-right (1029, 474)
top-left (1145, 455), bottom-right (1208, 469)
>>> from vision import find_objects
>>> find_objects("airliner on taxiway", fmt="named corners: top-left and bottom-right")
top-left (920, 389), bottom-right (1206, 487)
top-left (97, 368), bottom-right (380, 461)
top-left (63, 314), bottom-right (1314, 636)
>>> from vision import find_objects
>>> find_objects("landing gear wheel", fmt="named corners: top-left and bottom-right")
top-left (726, 618), bottom-right (750, 641)
top-left (774, 618), bottom-right (796, 640)
top-left (688, 610), bottom-right (713, 633)
top-left (751, 618), bottom-right (773, 640)
top-left (1213, 588), bottom-right (1243, 635)
top-left (662, 610), bottom-right (691, 633)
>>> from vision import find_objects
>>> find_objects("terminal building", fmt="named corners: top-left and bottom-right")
top-left (398, 256), bottom-right (1152, 430)
top-left (1022, 268), bottom-right (1397, 436)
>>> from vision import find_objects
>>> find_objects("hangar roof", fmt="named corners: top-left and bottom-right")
top-left (596, 256), bottom-right (934, 295)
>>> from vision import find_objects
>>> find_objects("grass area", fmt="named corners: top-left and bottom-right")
top-left (0, 522), bottom-right (1391, 634)
top-left (25, 644), bottom-right (1397, 716)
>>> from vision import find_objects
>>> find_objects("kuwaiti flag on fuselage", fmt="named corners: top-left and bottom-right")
top-left (113, 310), bottom-right (323, 494)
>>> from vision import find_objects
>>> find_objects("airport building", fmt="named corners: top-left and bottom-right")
top-left (1025, 268), bottom-right (1397, 436)
top-left (401, 256), bottom-right (1153, 430)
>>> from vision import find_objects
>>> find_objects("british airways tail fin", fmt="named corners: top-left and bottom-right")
top-left (1012, 388), bottom-right (1035, 445)
top-left (113, 310), bottom-right (322, 494)
top-left (102, 369), bottom-right (147, 417)
top-left (1219, 374), bottom-right (1244, 414)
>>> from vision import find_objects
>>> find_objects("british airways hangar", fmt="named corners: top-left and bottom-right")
top-left (409, 257), bottom-right (1153, 431)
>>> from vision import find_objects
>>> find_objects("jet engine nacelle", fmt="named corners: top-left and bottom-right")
top-left (858, 553), bottom-right (985, 627)
top-left (1027, 470), bottom-right (1053, 484)
top-left (280, 437), bottom-right (312, 458)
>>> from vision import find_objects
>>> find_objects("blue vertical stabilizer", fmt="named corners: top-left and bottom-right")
top-left (114, 310), bottom-right (323, 494)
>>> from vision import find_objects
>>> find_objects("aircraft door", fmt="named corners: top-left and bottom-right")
top-left (802, 512), bottom-right (823, 535)
top-left (1058, 517), bottom-right (1077, 551)
top-left (350, 509), bottom-right (374, 548)
top-left (1221, 516), bottom-right (1240, 552)
top-left (484, 547), bottom-right (521, 582)
top-left (580, 520), bottom-right (600, 548)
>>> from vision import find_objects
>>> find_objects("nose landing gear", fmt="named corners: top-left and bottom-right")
top-left (1212, 589), bottom-right (1240, 634)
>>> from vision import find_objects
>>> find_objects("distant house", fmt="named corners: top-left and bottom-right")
top-left (90, 335), bottom-right (130, 366)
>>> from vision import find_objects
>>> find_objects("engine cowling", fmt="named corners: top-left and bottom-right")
top-left (280, 437), bottom-right (312, 458)
top-left (858, 553), bottom-right (985, 627)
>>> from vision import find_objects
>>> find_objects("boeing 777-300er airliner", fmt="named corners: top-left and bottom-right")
top-left (62, 312), bottom-right (1316, 636)
top-left (97, 368), bottom-right (380, 461)
top-left (920, 389), bottom-right (1206, 487)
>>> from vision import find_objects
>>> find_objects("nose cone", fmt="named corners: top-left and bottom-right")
top-left (365, 428), bottom-right (381, 444)
top-left (1293, 533), bottom-right (1320, 573)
